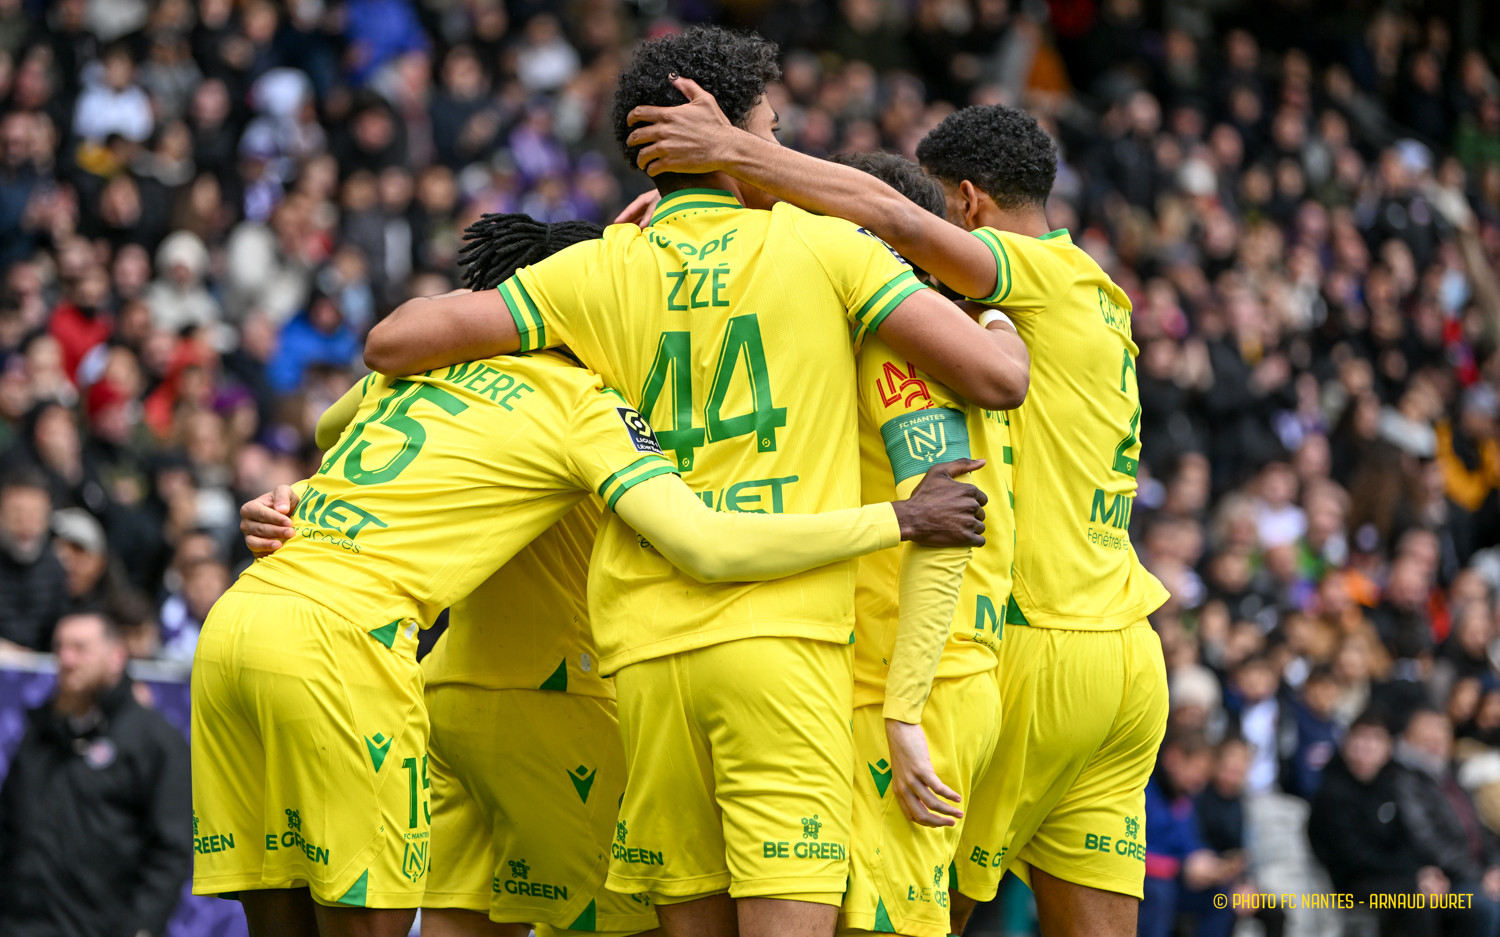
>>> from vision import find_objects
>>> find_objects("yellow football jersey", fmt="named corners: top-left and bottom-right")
top-left (967, 228), bottom-right (1168, 630)
top-left (499, 188), bottom-right (930, 672)
top-left (852, 337), bottom-right (1010, 708)
top-left (239, 351), bottom-right (677, 631)
top-left (422, 498), bottom-right (612, 700)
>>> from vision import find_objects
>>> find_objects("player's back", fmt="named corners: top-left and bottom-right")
top-left (504, 188), bottom-right (929, 671)
top-left (422, 497), bottom-right (610, 699)
top-left (970, 228), bottom-right (1167, 629)
top-left (238, 351), bottom-right (669, 631)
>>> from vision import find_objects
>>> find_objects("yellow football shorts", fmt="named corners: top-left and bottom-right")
top-left (952, 619), bottom-right (1167, 902)
top-left (609, 636), bottom-right (854, 904)
top-left (838, 670), bottom-right (1000, 937)
top-left (424, 684), bottom-right (658, 935)
top-left (191, 581), bottom-right (430, 908)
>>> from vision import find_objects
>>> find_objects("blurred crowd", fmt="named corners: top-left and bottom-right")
top-left (0, 0), bottom-right (1497, 933)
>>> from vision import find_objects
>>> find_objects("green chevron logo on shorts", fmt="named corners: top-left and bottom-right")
top-left (540, 658), bottom-right (568, 692)
top-left (869, 759), bottom-right (893, 798)
top-left (569, 764), bottom-right (597, 803)
top-left (569, 898), bottom-right (597, 930)
top-left (365, 733), bottom-right (392, 772)
top-left (874, 897), bottom-right (896, 932)
top-left (368, 620), bottom-right (400, 648)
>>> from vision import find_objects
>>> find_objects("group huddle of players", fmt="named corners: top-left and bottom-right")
top-left (197, 25), bottom-right (1170, 937)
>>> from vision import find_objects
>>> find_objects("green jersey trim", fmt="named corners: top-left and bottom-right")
top-left (1039, 228), bottom-right (1071, 241)
top-left (597, 456), bottom-right (680, 511)
top-left (650, 188), bottom-right (742, 224)
top-left (864, 278), bottom-right (928, 338)
top-left (498, 277), bottom-right (546, 352)
top-left (879, 408), bottom-right (971, 484)
top-left (971, 229), bottom-right (1013, 304)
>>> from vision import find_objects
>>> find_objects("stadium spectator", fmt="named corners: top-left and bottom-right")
top-left (1138, 729), bottom-right (1242, 937)
top-left (1310, 709), bottom-right (1474, 936)
top-left (0, 612), bottom-right (191, 937)
top-left (1394, 708), bottom-right (1500, 934)
top-left (0, 467), bottom-right (68, 650)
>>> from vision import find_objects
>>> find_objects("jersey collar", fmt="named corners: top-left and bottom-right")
top-left (1038, 228), bottom-right (1071, 241)
top-left (649, 188), bottom-right (742, 226)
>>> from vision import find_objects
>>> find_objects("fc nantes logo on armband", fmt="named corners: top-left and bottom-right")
top-left (880, 408), bottom-right (971, 484)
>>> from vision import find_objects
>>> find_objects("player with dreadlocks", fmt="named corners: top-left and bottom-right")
top-left (214, 208), bottom-right (992, 937)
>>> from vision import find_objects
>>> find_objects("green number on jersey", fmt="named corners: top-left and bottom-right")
top-left (706, 315), bottom-right (786, 452)
top-left (1112, 349), bottom-right (1141, 477)
top-left (639, 331), bottom-right (706, 471)
top-left (640, 315), bottom-right (787, 469)
top-left (318, 381), bottom-right (469, 485)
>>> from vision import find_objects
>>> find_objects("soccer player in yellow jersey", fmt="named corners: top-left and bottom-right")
top-left (265, 364), bottom-right (659, 937)
top-left (363, 27), bottom-right (1029, 937)
top-left (627, 91), bottom-right (1171, 936)
top-left (200, 346), bottom-right (985, 937)
top-left (821, 154), bottom-right (1021, 937)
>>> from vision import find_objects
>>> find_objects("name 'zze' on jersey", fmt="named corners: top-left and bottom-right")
top-left (496, 188), bottom-right (931, 672)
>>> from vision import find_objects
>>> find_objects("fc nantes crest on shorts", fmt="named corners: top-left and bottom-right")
top-left (191, 583), bottom-right (430, 908)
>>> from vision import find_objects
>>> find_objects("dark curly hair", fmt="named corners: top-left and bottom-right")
top-left (916, 105), bottom-right (1057, 211)
top-left (610, 26), bottom-right (781, 189)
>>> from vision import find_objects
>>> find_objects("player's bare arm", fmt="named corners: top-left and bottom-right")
top-left (364, 287), bottom-right (521, 376)
top-left (626, 77), bottom-right (997, 298)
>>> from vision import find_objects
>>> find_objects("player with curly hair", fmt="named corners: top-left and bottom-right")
top-left (625, 90), bottom-right (1170, 937)
top-left (364, 26), bottom-right (1030, 937)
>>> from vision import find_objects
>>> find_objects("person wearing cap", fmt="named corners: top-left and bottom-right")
top-left (0, 466), bottom-right (69, 651)
top-left (53, 506), bottom-right (153, 646)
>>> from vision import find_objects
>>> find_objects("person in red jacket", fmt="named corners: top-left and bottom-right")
top-left (46, 265), bottom-right (113, 382)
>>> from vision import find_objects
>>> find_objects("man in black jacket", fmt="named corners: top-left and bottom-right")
top-left (0, 612), bottom-right (192, 937)
top-left (0, 467), bottom-right (70, 650)
top-left (1394, 709), bottom-right (1500, 936)
top-left (1309, 708), bottom-right (1476, 937)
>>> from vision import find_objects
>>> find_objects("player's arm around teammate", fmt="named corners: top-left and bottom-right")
top-left (242, 457), bottom-right (990, 566)
top-left (362, 183), bottom-right (1023, 416)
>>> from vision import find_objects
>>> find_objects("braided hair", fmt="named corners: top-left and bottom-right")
top-left (457, 213), bottom-right (604, 290)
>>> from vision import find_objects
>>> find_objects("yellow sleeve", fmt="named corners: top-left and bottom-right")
top-left (500, 238), bottom-right (606, 352)
top-left (793, 211), bottom-right (931, 342)
top-left (856, 339), bottom-right (973, 722)
top-left (883, 472), bottom-right (971, 723)
top-left (563, 385), bottom-right (681, 510)
top-left (614, 473), bottom-right (901, 583)
top-left (969, 228), bottom-right (1077, 316)
top-left (314, 376), bottom-right (371, 450)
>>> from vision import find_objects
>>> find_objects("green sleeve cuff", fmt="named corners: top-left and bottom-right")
top-left (853, 269), bottom-right (926, 341)
top-left (498, 276), bottom-right (547, 352)
top-left (970, 229), bottom-right (1012, 304)
top-left (597, 456), bottom-right (680, 511)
